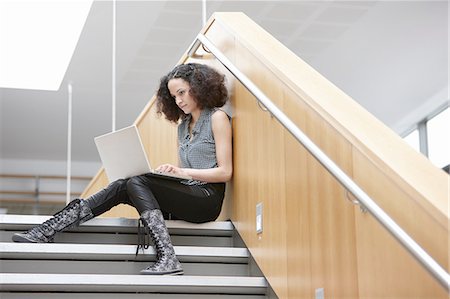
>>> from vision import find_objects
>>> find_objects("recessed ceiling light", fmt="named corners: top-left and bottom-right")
top-left (0, 1), bottom-right (93, 91)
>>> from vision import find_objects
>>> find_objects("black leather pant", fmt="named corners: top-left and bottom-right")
top-left (84, 173), bottom-right (226, 223)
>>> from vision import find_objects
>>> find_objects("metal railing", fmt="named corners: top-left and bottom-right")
top-left (187, 33), bottom-right (450, 291)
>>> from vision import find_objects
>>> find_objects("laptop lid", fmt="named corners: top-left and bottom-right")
top-left (94, 125), bottom-right (151, 182)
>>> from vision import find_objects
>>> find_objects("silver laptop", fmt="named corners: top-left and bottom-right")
top-left (94, 125), bottom-right (191, 182)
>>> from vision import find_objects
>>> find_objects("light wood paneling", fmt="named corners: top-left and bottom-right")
top-left (353, 150), bottom-right (448, 298)
top-left (82, 168), bottom-right (108, 198)
top-left (231, 69), bottom-right (288, 297)
top-left (136, 101), bottom-right (179, 170)
top-left (207, 12), bottom-right (448, 299)
top-left (207, 13), bottom-right (360, 298)
top-left (284, 86), bottom-right (359, 298)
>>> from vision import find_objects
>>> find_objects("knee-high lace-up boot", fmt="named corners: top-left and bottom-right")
top-left (139, 209), bottom-right (183, 275)
top-left (12, 198), bottom-right (94, 243)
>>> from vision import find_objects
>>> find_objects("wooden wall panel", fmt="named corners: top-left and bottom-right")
top-left (284, 87), bottom-right (359, 298)
top-left (353, 150), bottom-right (448, 298)
top-left (211, 17), bottom-right (360, 297)
top-left (284, 102), bottom-right (312, 299)
top-left (136, 102), bottom-right (179, 169)
top-left (230, 42), bottom-right (288, 298)
top-left (81, 168), bottom-right (108, 198)
top-left (206, 12), bottom-right (448, 299)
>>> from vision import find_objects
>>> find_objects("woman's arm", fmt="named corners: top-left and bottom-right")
top-left (157, 110), bottom-right (232, 183)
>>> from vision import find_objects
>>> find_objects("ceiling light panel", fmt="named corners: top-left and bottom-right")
top-left (0, 1), bottom-right (93, 91)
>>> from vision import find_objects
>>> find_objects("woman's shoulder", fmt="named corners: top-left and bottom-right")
top-left (210, 109), bottom-right (232, 134)
top-left (211, 108), bottom-right (230, 121)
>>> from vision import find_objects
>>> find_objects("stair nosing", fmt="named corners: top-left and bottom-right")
top-left (0, 242), bottom-right (249, 262)
top-left (1, 273), bottom-right (266, 286)
top-left (0, 273), bottom-right (267, 294)
top-left (0, 215), bottom-right (234, 235)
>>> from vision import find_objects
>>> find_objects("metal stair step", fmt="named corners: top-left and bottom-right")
top-left (0, 242), bottom-right (249, 263)
top-left (0, 293), bottom-right (267, 299)
top-left (0, 215), bottom-right (234, 236)
top-left (1, 259), bottom-right (250, 276)
top-left (0, 230), bottom-right (234, 247)
top-left (0, 216), bottom-right (271, 297)
top-left (0, 273), bottom-right (268, 294)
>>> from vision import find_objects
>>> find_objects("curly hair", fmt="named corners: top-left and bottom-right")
top-left (156, 63), bottom-right (228, 123)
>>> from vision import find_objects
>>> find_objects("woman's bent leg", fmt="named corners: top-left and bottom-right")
top-left (84, 179), bottom-right (132, 217)
top-left (126, 175), bottom-right (183, 275)
top-left (12, 198), bottom-right (94, 243)
top-left (125, 175), bottom-right (225, 275)
top-left (139, 209), bottom-right (183, 275)
top-left (130, 175), bottom-right (225, 223)
top-left (12, 179), bottom-right (132, 243)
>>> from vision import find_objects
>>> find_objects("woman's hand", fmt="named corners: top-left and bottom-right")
top-left (156, 164), bottom-right (188, 176)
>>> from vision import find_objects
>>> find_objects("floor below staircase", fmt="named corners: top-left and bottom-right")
top-left (0, 214), bottom-right (275, 298)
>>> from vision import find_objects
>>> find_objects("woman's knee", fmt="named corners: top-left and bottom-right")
top-left (84, 178), bottom-right (129, 216)
top-left (126, 175), bottom-right (159, 211)
top-left (126, 175), bottom-right (148, 196)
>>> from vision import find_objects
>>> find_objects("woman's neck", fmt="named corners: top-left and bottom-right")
top-left (190, 109), bottom-right (202, 124)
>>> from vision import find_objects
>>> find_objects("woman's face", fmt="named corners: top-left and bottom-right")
top-left (167, 78), bottom-right (199, 115)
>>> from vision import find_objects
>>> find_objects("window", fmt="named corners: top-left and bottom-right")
top-left (403, 129), bottom-right (420, 153)
top-left (427, 107), bottom-right (449, 169)
top-left (402, 106), bottom-right (449, 170)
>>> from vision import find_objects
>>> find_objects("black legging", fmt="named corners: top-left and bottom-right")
top-left (84, 173), bottom-right (225, 223)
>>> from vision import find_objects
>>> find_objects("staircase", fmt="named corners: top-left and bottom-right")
top-left (0, 215), bottom-right (270, 298)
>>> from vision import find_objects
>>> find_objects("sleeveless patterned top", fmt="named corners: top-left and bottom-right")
top-left (178, 108), bottom-right (223, 171)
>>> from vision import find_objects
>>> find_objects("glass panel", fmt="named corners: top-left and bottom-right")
top-left (427, 108), bottom-right (450, 169)
top-left (403, 129), bottom-right (420, 153)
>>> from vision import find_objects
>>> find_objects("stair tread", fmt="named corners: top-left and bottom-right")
top-left (0, 215), bottom-right (233, 235)
top-left (0, 242), bottom-right (248, 262)
top-left (0, 217), bottom-right (269, 295)
top-left (1, 273), bottom-right (267, 294)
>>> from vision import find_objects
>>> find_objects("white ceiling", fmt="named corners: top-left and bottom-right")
top-left (0, 0), bottom-right (448, 164)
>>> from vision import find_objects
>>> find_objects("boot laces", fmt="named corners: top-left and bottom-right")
top-left (135, 217), bottom-right (150, 257)
top-left (29, 200), bottom-right (79, 237)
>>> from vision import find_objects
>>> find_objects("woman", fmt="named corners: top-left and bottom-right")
top-left (12, 63), bottom-right (233, 276)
